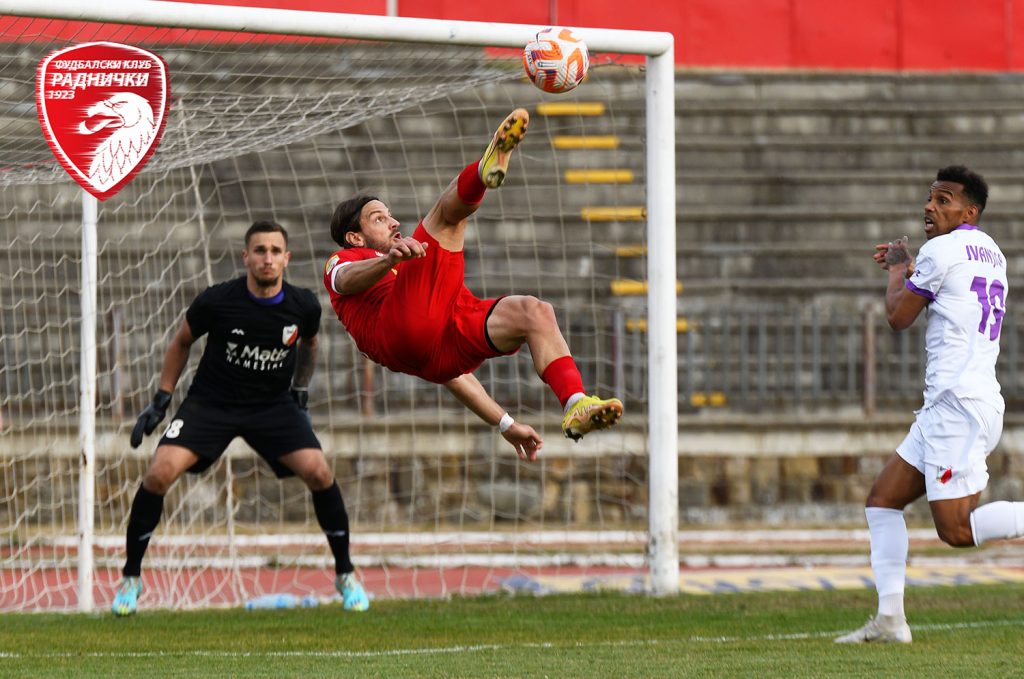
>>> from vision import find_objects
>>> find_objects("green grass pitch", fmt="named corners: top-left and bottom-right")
top-left (1, 585), bottom-right (1022, 678)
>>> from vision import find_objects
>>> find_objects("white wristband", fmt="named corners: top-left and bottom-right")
top-left (498, 412), bottom-right (515, 433)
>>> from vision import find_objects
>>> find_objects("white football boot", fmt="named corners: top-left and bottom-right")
top-left (834, 614), bottom-right (912, 644)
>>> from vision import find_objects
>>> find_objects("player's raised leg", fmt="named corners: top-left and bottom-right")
top-left (423, 108), bottom-right (529, 252)
top-left (486, 294), bottom-right (623, 441)
top-left (279, 447), bottom-right (369, 611)
top-left (113, 444), bottom-right (199, 616)
top-left (479, 107), bottom-right (529, 189)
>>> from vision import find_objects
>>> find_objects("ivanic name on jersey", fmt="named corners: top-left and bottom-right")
top-left (965, 244), bottom-right (1005, 268)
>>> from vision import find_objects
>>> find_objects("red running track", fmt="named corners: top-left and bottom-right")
top-left (0, 565), bottom-right (641, 611)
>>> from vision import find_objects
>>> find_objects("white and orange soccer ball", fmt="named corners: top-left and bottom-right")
top-left (522, 27), bottom-right (589, 94)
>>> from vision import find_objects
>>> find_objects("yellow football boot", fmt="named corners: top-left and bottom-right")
top-left (479, 108), bottom-right (529, 189)
top-left (562, 395), bottom-right (624, 441)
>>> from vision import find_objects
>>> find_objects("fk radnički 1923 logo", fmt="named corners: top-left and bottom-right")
top-left (36, 42), bottom-right (170, 201)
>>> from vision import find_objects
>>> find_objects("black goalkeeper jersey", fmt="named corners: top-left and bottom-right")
top-left (184, 277), bottom-right (321, 405)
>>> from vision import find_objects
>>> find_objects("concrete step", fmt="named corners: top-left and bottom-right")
top-left (680, 136), bottom-right (1024, 172)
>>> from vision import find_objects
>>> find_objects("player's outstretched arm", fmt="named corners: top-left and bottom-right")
top-left (158, 318), bottom-right (197, 392)
top-left (334, 237), bottom-right (427, 295)
top-left (444, 373), bottom-right (542, 461)
top-left (130, 319), bottom-right (197, 447)
top-left (502, 423), bottom-right (543, 462)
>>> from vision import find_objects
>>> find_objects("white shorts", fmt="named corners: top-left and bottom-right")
top-left (896, 393), bottom-right (1002, 502)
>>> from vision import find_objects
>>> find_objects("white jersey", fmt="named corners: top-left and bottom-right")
top-left (905, 224), bottom-right (1007, 411)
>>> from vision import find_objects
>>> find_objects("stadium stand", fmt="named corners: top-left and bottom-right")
top-left (6, 65), bottom-right (1024, 530)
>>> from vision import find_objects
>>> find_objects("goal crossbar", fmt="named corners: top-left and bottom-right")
top-left (1, 0), bottom-right (673, 56)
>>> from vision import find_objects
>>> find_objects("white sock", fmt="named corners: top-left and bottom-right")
top-left (879, 594), bottom-right (904, 619)
top-left (563, 392), bottom-right (585, 413)
top-left (970, 501), bottom-right (1024, 546)
top-left (866, 506), bottom-right (908, 618)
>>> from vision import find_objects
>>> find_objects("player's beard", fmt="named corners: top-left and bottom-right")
top-left (253, 271), bottom-right (281, 288)
top-left (366, 232), bottom-right (399, 254)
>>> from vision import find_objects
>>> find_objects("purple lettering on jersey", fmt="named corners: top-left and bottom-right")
top-left (906, 279), bottom-right (935, 300)
top-left (965, 244), bottom-right (1005, 268)
top-left (971, 275), bottom-right (1005, 341)
top-left (989, 279), bottom-right (1006, 341)
top-left (971, 276), bottom-right (990, 334)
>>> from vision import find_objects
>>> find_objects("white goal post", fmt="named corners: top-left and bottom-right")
top-left (0, 0), bottom-right (676, 608)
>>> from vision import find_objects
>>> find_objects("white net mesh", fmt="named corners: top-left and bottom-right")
top-left (0, 14), bottom-right (649, 610)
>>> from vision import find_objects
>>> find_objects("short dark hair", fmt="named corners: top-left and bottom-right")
top-left (936, 165), bottom-right (988, 214)
top-left (330, 195), bottom-right (379, 248)
top-left (245, 220), bottom-right (288, 246)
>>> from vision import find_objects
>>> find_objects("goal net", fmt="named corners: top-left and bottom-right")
top-left (0, 4), bottom-right (674, 610)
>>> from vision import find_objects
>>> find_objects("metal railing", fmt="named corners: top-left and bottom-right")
top-left (613, 303), bottom-right (1022, 415)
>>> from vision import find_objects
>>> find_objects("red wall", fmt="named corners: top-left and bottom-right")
top-left (403, 0), bottom-right (1024, 70)
top-left (35, 0), bottom-right (1024, 70)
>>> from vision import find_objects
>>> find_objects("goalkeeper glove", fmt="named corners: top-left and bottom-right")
top-left (291, 387), bottom-right (311, 426)
top-left (130, 389), bottom-right (172, 448)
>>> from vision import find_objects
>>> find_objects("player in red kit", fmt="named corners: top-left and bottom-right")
top-left (323, 109), bottom-right (622, 461)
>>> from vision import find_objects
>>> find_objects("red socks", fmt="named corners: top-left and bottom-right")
top-left (457, 161), bottom-right (486, 205)
top-left (541, 355), bottom-right (585, 408)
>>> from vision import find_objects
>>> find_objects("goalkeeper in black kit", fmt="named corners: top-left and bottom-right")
top-left (112, 220), bottom-right (368, 615)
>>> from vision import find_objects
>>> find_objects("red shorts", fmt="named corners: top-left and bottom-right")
top-left (376, 223), bottom-right (517, 383)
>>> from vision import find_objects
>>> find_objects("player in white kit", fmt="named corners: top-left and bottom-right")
top-left (836, 166), bottom-right (1024, 643)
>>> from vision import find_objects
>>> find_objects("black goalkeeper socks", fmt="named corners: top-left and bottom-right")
top-left (311, 480), bottom-right (354, 575)
top-left (123, 481), bottom-right (353, 577)
top-left (122, 484), bottom-right (165, 578)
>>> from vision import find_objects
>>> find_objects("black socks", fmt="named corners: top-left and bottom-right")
top-left (122, 484), bottom-right (164, 578)
top-left (311, 480), bottom-right (354, 575)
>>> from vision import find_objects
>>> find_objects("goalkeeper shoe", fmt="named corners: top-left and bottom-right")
top-left (479, 108), bottom-right (529, 189)
top-left (111, 576), bottom-right (142, 617)
top-left (562, 395), bottom-right (624, 441)
top-left (335, 572), bottom-right (369, 611)
top-left (834, 614), bottom-right (912, 644)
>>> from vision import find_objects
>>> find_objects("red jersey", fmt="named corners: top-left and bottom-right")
top-left (323, 223), bottom-right (516, 383)
top-left (322, 246), bottom-right (395, 367)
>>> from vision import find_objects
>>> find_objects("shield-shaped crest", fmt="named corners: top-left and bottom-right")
top-left (282, 325), bottom-right (299, 347)
top-left (36, 41), bottom-right (170, 201)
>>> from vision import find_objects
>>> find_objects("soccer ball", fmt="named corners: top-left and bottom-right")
top-left (522, 27), bottom-right (589, 94)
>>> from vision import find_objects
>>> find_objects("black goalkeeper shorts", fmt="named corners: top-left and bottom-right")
top-left (157, 396), bottom-right (321, 478)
